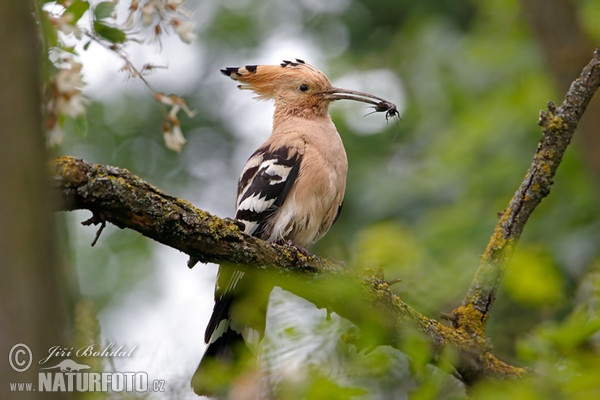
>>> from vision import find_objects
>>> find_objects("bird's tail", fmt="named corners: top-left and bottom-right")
top-left (192, 266), bottom-right (270, 398)
top-left (191, 322), bottom-right (256, 397)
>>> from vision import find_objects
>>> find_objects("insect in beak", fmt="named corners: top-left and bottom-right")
top-left (321, 87), bottom-right (400, 122)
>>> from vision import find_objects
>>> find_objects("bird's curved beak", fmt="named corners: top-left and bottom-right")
top-left (321, 87), bottom-right (399, 119)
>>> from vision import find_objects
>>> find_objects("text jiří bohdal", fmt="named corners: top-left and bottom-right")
top-left (39, 343), bottom-right (137, 365)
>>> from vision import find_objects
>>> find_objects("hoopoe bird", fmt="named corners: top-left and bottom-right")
top-left (192, 59), bottom-right (397, 398)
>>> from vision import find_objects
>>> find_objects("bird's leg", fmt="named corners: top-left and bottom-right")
top-left (279, 239), bottom-right (311, 257)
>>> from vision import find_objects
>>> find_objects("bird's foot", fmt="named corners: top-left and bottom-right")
top-left (279, 239), bottom-right (311, 257)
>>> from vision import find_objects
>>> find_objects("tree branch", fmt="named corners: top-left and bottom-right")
top-left (51, 155), bottom-right (524, 383)
top-left (452, 47), bottom-right (600, 336)
top-left (51, 156), bottom-right (344, 274)
top-left (50, 47), bottom-right (600, 388)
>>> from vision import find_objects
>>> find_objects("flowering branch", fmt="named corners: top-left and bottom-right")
top-left (39, 0), bottom-right (197, 151)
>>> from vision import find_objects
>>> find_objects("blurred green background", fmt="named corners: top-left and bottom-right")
top-left (50, 0), bottom-right (600, 398)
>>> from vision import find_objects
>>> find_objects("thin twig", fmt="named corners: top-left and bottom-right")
top-left (91, 220), bottom-right (106, 246)
top-left (81, 214), bottom-right (107, 246)
top-left (453, 47), bottom-right (600, 334)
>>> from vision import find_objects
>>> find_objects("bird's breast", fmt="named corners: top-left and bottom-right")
top-left (268, 116), bottom-right (348, 246)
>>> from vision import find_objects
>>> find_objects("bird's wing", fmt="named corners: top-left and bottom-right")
top-left (203, 141), bottom-right (304, 344)
top-left (234, 143), bottom-right (304, 240)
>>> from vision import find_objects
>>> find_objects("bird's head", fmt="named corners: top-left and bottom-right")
top-left (221, 59), bottom-right (398, 119)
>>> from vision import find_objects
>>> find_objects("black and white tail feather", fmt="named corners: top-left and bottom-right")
top-left (192, 144), bottom-right (303, 396)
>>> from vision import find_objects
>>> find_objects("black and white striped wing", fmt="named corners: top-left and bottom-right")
top-left (235, 145), bottom-right (303, 240)
top-left (203, 144), bottom-right (302, 344)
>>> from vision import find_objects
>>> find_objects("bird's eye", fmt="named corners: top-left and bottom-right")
top-left (299, 83), bottom-right (309, 92)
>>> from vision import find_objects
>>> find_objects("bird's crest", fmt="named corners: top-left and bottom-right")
top-left (221, 59), bottom-right (332, 101)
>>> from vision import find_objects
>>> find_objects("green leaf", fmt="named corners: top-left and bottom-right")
top-left (58, 45), bottom-right (77, 55)
top-left (73, 115), bottom-right (88, 137)
top-left (39, 9), bottom-right (58, 48)
top-left (93, 21), bottom-right (126, 43)
top-left (58, 113), bottom-right (67, 128)
top-left (64, 0), bottom-right (90, 24)
top-left (353, 221), bottom-right (423, 273)
top-left (503, 246), bottom-right (564, 307)
top-left (94, 1), bottom-right (115, 20)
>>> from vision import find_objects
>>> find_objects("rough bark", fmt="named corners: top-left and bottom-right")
top-left (0, 1), bottom-right (71, 399)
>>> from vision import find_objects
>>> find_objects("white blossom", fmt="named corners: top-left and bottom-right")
top-left (55, 94), bottom-right (89, 118)
top-left (55, 63), bottom-right (84, 93)
top-left (168, 0), bottom-right (185, 7)
top-left (141, 2), bottom-right (156, 26)
top-left (163, 123), bottom-right (187, 152)
top-left (46, 125), bottom-right (64, 147)
top-left (52, 58), bottom-right (88, 118)
top-left (171, 19), bottom-right (197, 44)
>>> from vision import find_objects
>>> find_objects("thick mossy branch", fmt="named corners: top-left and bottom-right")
top-left (52, 156), bottom-right (342, 274)
top-left (454, 47), bottom-right (600, 333)
top-left (51, 155), bottom-right (524, 383)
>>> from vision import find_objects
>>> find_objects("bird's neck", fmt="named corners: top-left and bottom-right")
top-left (271, 110), bottom-right (338, 140)
top-left (272, 104), bottom-right (330, 127)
